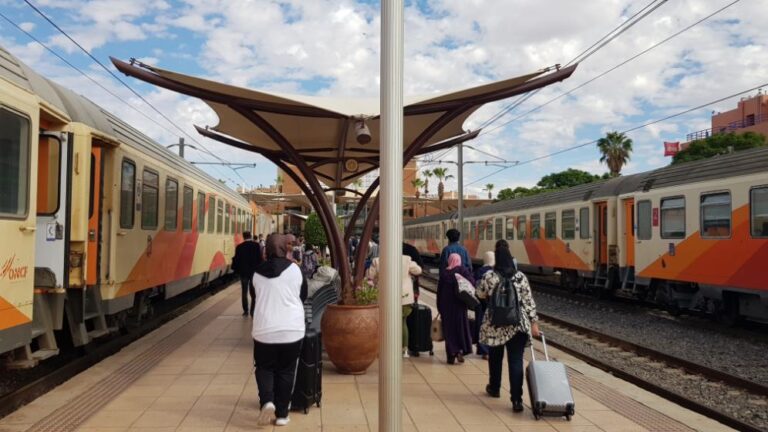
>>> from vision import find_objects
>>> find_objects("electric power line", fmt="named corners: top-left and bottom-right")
top-left (476, 0), bottom-right (669, 132)
top-left (21, 0), bottom-right (248, 186)
top-left (480, 0), bottom-right (742, 138)
top-left (465, 81), bottom-right (768, 187)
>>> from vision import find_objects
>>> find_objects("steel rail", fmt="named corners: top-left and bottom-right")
top-left (418, 270), bottom-right (765, 432)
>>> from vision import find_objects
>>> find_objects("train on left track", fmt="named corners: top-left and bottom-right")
top-left (0, 46), bottom-right (254, 368)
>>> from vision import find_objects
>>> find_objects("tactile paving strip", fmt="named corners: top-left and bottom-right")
top-left (568, 369), bottom-right (697, 432)
top-left (26, 289), bottom-right (239, 432)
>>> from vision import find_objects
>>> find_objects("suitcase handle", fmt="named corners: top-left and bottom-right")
top-left (530, 332), bottom-right (549, 362)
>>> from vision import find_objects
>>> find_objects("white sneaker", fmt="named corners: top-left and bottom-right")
top-left (258, 402), bottom-right (276, 425)
top-left (275, 417), bottom-right (291, 426)
top-left (403, 350), bottom-right (410, 358)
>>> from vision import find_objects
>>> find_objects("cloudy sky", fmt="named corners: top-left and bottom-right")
top-left (0, 0), bottom-right (765, 196)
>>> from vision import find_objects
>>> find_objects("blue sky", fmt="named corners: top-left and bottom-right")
top-left (0, 0), bottom-right (765, 196)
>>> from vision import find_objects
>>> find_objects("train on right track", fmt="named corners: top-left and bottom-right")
top-left (404, 147), bottom-right (768, 323)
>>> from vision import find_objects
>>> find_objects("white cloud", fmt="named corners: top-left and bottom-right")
top-left (2, 0), bottom-right (765, 192)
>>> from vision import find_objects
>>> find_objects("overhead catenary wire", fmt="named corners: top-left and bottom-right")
top-left (20, 0), bottom-right (248, 186)
top-left (480, 0), bottom-right (742, 138)
top-left (0, 19), bottom-right (240, 187)
top-left (465, 81), bottom-right (768, 187)
top-left (476, 0), bottom-right (669, 132)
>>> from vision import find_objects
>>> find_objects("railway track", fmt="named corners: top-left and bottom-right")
top-left (0, 276), bottom-right (235, 420)
top-left (419, 271), bottom-right (767, 432)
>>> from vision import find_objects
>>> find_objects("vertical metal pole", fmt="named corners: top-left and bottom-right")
top-left (457, 143), bottom-right (464, 244)
top-left (380, 0), bottom-right (403, 431)
top-left (178, 137), bottom-right (185, 158)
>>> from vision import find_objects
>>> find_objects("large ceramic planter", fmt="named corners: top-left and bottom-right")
top-left (320, 304), bottom-right (379, 375)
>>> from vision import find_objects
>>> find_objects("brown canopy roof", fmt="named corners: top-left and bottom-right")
top-left (111, 58), bottom-right (576, 190)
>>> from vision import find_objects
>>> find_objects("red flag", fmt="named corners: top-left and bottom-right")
top-left (664, 141), bottom-right (680, 156)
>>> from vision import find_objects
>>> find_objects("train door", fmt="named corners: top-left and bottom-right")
top-left (86, 146), bottom-right (104, 286)
top-left (35, 133), bottom-right (69, 290)
top-left (595, 201), bottom-right (608, 265)
top-left (623, 198), bottom-right (635, 267)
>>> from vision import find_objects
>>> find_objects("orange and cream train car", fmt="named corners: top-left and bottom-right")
top-left (0, 47), bottom-right (254, 368)
top-left (405, 147), bottom-right (768, 322)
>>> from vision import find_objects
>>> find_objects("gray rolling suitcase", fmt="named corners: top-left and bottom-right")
top-left (526, 333), bottom-right (575, 420)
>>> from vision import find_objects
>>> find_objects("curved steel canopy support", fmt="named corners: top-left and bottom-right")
top-left (230, 106), bottom-right (352, 301)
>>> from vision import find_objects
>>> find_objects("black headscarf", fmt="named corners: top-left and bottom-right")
top-left (493, 245), bottom-right (517, 278)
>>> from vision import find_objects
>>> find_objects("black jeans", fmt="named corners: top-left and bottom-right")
top-left (241, 276), bottom-right (255, 315)
top-left (488, 332), bottom-right (528, 402)
top-left (253, 339), bottom-right (303, 418)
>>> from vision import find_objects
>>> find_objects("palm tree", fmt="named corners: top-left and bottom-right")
top-left (484, 183), bottom-right (495, 200)
top-left (431, 167), bottom-right (454, 212)
top-left (422, 169), bottom-right (433, 198)
top-left (410, 178), bottom-right (425, 216)
top-left (597, 131), bottom-right (633, 177)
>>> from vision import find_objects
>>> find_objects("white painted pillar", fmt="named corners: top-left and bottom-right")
top-left (379, 1), bottom-right (404, 431)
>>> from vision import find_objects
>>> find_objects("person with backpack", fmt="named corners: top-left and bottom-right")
top-left (475, 245), bottom-right (540, 413)
top-left (472, 251), bottom-right (494, 360)
top-left (300, 242), bottom-right (319, 279)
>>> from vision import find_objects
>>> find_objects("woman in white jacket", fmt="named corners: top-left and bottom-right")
top-left (366, 255), bottom-right (422, 357)
top-left (251, 234), bottom-right (308, 426)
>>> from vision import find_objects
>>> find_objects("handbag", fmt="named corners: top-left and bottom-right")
top-left (455, 273), bottom-right (480, 309)
top-left (431, 314), bottom-right (444, 342)
top-left (489, 275), bottom-right (521, 327)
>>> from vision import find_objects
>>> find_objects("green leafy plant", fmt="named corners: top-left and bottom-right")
top-left (304, 212), bottom-right (327, 250)
top-left (355, 278), bottom-right (378, 305)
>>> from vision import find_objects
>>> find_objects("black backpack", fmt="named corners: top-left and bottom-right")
top-left (489, 273), bottom-right (521, 327)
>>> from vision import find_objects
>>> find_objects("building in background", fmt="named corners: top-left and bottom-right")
top-left (685, 92), bottom-right (768, 143)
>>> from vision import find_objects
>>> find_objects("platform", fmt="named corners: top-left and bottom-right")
top-left (0, 282), bottom-right (735, 432)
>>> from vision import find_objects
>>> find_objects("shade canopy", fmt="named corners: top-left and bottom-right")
top-left (111, 58), bottom-right (576, 190)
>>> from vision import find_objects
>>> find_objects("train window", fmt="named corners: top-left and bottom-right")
top-left (141, 169), bottom-right (159, 230)
top-left (637, 201), bottom-right (651, 240)
top-left (700, 192), bottom-right (731, 238)
top-left (545, 212), bottom-right (556, 239)
top-left (217, 200), bottom-right (223, 233)
top-left (207, 196), bottom-right (215, 233)
top-left (120, 160), bottom-right (135, 228)
top-left (661, 197), bottom-right (685, 239)
top-left (506, 217), bottom-right (514, 240)
top-left (751, 187), bottom-right (768, 238)
top-left (463, 222), bottom-right (468, 237)
top-left (530, 214), bottom-right (540, 239)
top-left (470, 221), bottom-right (476, 240)
top-left (495, 218), bottom-right (503, 240)
top-left (197, 192), bottom-right (206, 232)
top-left (517, 216), bottom-right (526, 240)
top-left (479, 221), bottom-right (487, 240)
top-left (182, 186), bottom-right (194, 231)
top-left (164, 178), bottom-right (178, 231)
top-left (579, 207), bottom-right (590, 239)
top-left (225, 203), bottom-right (231, 234)
top-left (0, 108), bottom-right (30, 219)
top-left (562, 210), bottom-right (575, 240)
top-left (37, 136), bottom-right (61, 215)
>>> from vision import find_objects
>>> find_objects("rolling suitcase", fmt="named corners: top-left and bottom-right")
top-left (406, 302), bottom-right (434, 356)
top-left (291, 328), bottom-right (322, 413)
top-left (526, 333), bottom-right (575, 420)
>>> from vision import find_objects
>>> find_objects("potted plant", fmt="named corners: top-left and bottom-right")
top-left (321, 278), bottom-right (380, 375)
top-left (307, 211), bottom-right (381, 374)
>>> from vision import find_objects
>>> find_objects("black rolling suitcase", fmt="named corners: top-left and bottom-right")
top-left (291, 328), bottom-right (322, 413)
top-left (407, 302), bottom-right (434, 356)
